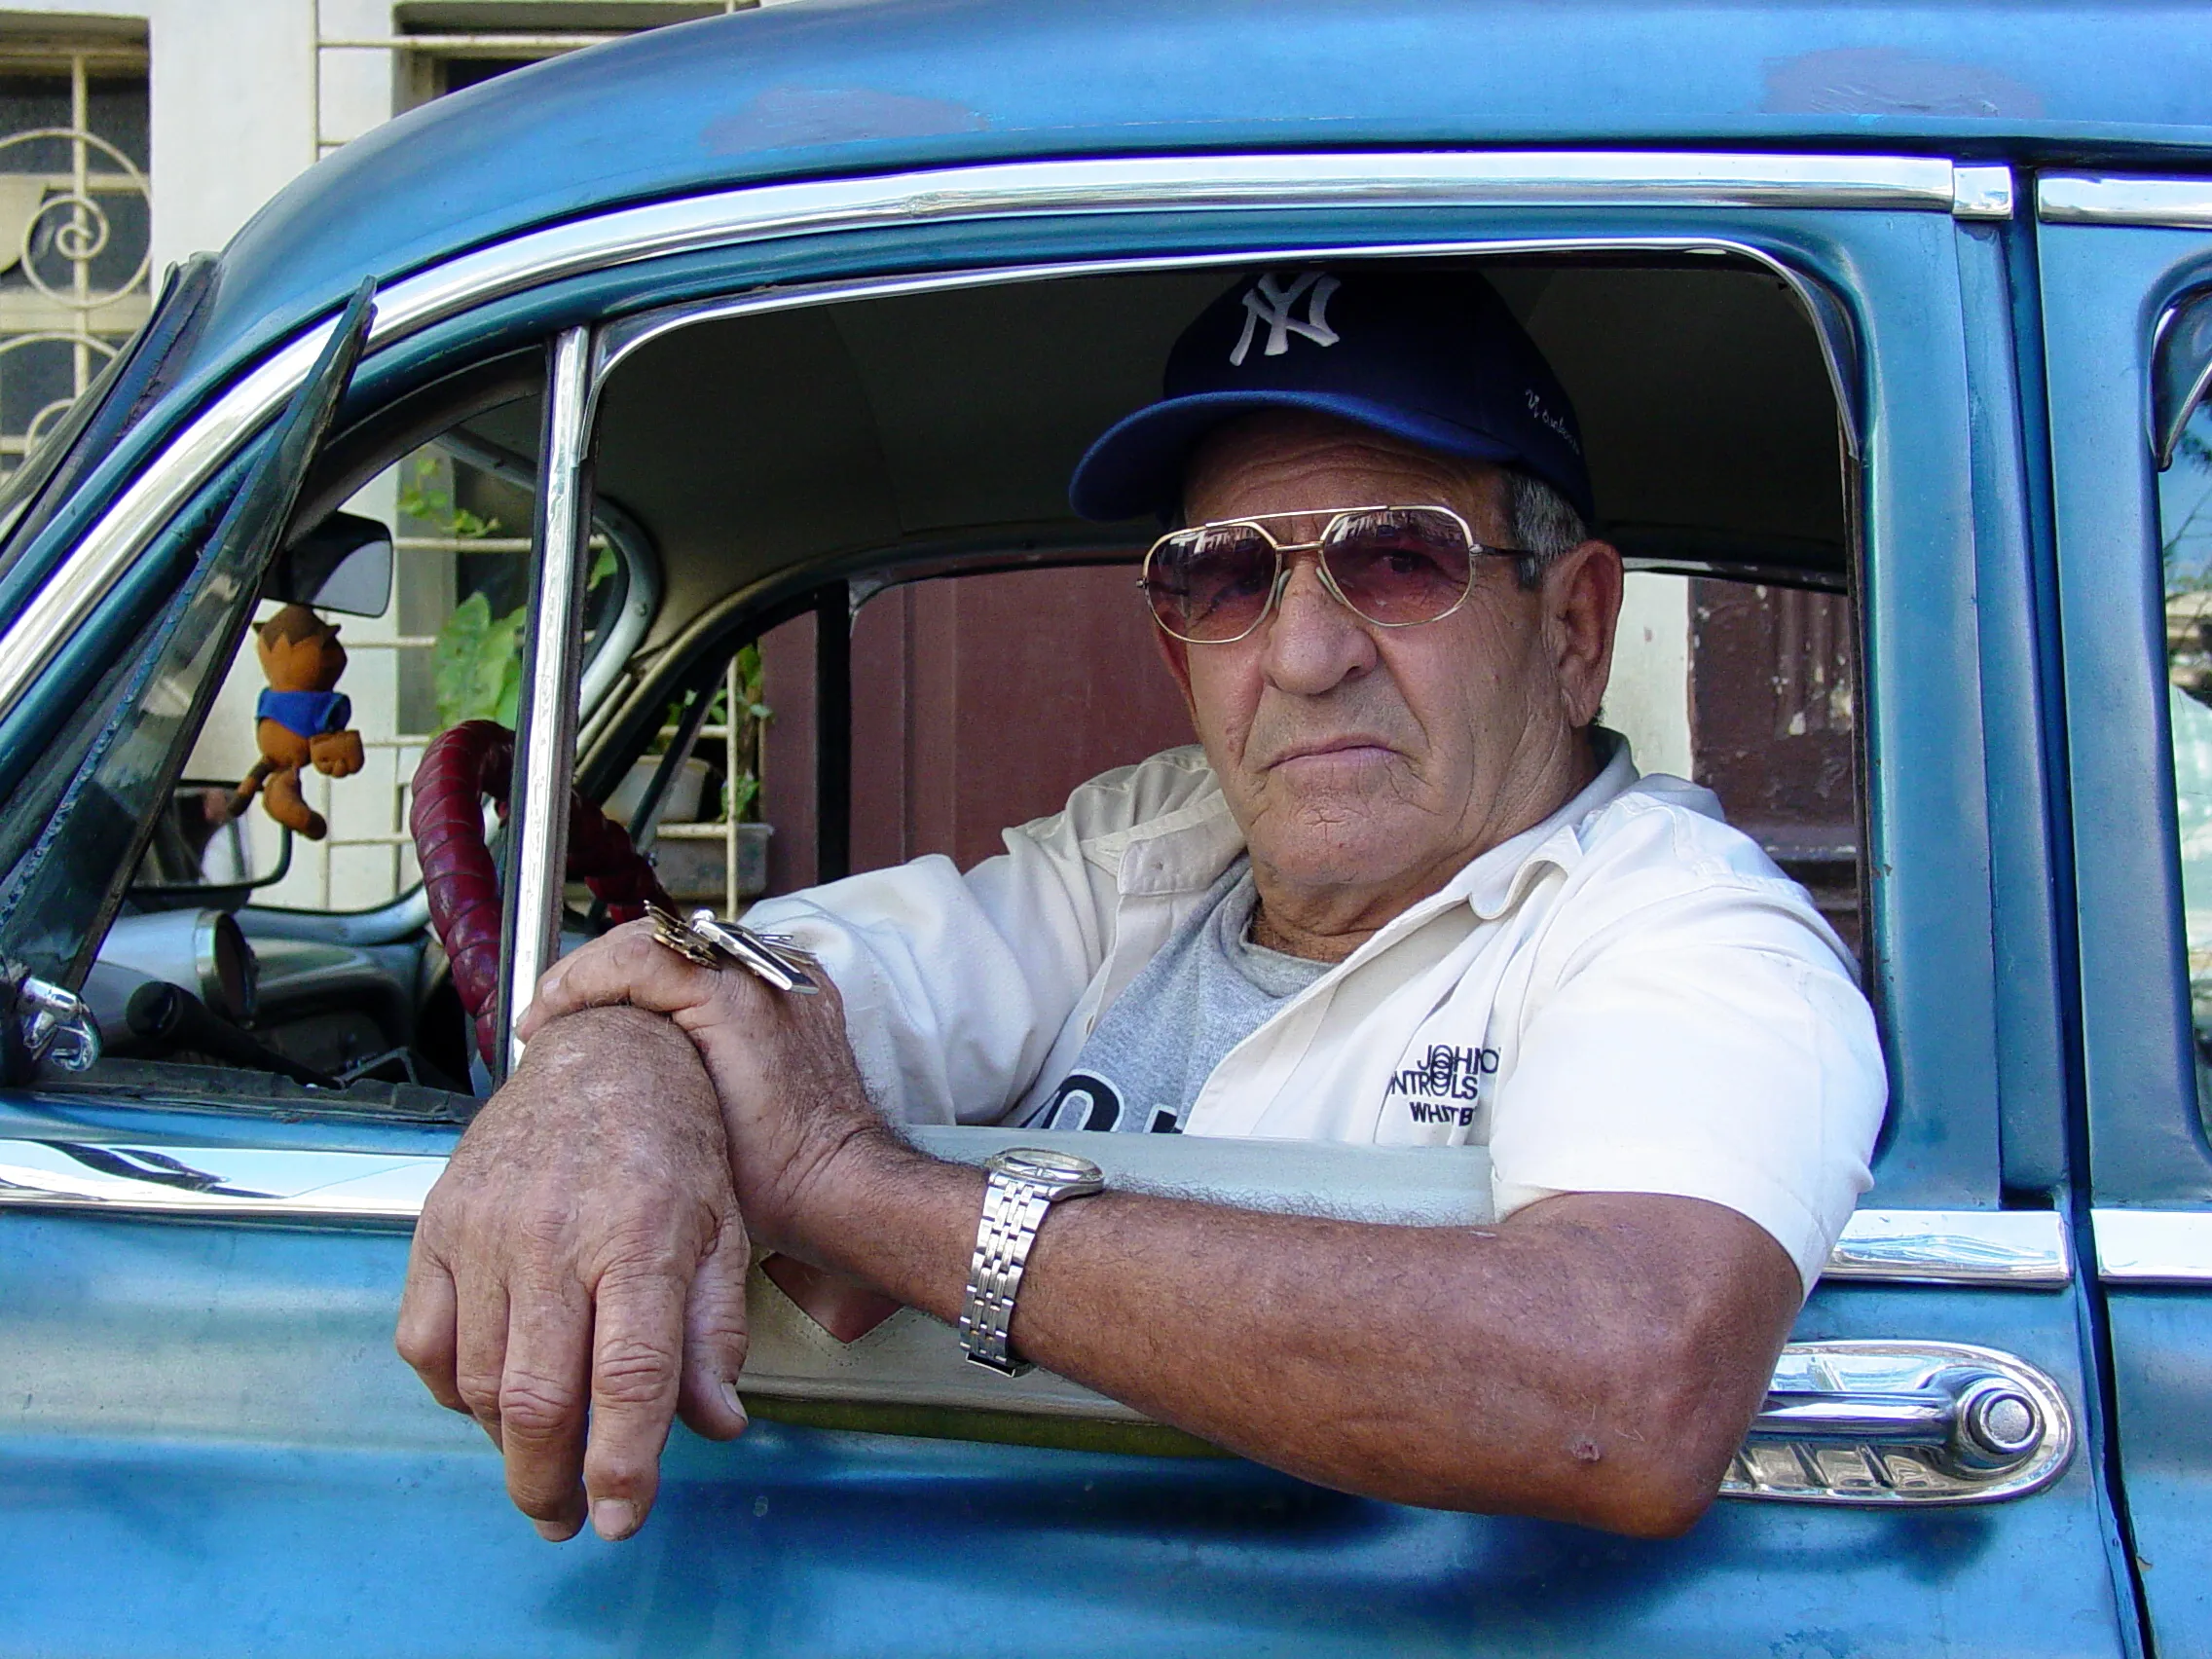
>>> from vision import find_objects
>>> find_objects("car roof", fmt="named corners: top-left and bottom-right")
top-left (197, 0), bottom-right (2212, 379)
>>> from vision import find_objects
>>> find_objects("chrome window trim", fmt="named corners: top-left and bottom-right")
top-left (2039, 174), bottom-right (2212, 228)
top-left (0, 147), bottom-right (1993, 717)
top-left (0, 1135), bottom-right (2073, 1286)
top-left (494, 327), bottom-right (595, 1081)
top-left (0, 1137), bottom-right (442, 1222)
top-left (1822, 1208), bottom-right (2072, 1287)
top-left (2153, 288), bottom-right (2212, 470)
top-left (2092, 1207), bottom-right (2212, 1283)
top-left (1949, 164), bottom-right (2016, 222)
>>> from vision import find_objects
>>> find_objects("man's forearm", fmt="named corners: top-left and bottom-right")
top-left (782, 1130), bottom-right (1798, 1537)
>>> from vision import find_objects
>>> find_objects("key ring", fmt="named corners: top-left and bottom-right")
top-left (645, 902), bottom-right (820, 995)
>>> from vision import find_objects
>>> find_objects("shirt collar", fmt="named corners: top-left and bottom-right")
top-left (1452, 727), bottom-right (1642, 921)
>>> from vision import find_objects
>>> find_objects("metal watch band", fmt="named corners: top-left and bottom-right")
top-left (957, 1149), bottom-right (1104, 1376)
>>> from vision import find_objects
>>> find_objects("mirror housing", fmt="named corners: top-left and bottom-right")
top-left (266, 510), bottom-right (392, 616)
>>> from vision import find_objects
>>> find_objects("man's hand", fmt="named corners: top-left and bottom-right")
top-left (518, 922), bottom-right (890, 1254)
top-left (395, 1004), bottom-right (751, 1542)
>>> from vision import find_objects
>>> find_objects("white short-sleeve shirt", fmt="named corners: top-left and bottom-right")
top-left (745, 737), bottom-right (1886, 1290)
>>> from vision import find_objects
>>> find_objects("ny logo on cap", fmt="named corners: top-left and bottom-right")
top-left (1230, 270), bottom-right (1342, 366)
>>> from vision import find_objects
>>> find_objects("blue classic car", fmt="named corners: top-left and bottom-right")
top-left (2, 1), bottom-right (2210, 1652)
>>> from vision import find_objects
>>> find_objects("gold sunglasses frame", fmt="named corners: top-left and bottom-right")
top-left (1136, 503), bottom-right (1528, 645)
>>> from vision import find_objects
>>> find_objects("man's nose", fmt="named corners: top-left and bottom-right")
top-left (1260, 550), bottom-right (1378, 693)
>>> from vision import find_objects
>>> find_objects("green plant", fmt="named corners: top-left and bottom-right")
top-left (413, 455), bottom-right (618, 731)
top-left (399, 456), bottom-right (501, 541)
top-left (726, 642), bottom-right (770, 821)
top-left (410, 456), bottom-right (519, 729)
top-left (433, 590), bottom-right (524, 730)
top-left (653, 642), bottom-right (773, 821)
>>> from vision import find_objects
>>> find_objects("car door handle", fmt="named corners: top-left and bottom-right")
top-left (1754, 1375), bottom-right (2041, 1461)
top-left (1728, 1341), bottom-right (2072, 1504)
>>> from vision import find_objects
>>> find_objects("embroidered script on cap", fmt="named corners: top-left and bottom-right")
top-left (1525, 387), bottom-right (1580, 453)
top-left (1229, 270), bottom-right (1342, 365)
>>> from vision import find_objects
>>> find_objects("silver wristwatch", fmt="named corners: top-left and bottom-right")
top-left (957, 1148), bottom-right (1105, 1376)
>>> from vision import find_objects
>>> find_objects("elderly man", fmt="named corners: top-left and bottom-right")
top-left (397, 266), bottom-right (1884, 1548)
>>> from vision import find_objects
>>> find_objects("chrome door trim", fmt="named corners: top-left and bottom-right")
top-left (2092, 1207), bottom-right (2212, 1283)
top-left (0, 1132), bottom-right (2074, 1285)
top-left (493, 326), bottom-right (594, 1082)
top-left (0, 1138), bottom-right (440, 1222)
top-left (2039, 174), bottom-right (2212, 229)
top-left (0, 147), bottom-right (1993, 715)
top-left (1822, 1208), bottom-right (2073, 1287)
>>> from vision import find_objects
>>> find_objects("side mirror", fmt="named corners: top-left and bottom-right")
top-left (266, 510), bottom-right (393, 616)
top-left (129, 780), bottom-right (293, 901)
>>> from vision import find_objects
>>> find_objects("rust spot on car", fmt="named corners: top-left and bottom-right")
top-left (703, 85), bottom-right (987, 152)
top-left (1762, 47), bottom-right (2043, 118)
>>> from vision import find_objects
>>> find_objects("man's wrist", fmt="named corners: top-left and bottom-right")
top-left (779, 1128), bottom-right (984, 1322)
top-left (751, 1111), bottom-right (921, 1250)
top-left (519, 1004), bottom-right (699, 1091)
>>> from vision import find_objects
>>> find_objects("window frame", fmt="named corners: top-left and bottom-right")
top-left (0, 157), bottom-right (2012, 1199)
top-left (2045, 204), bottom-right (2212, 1207)
top-left (562, 213), bottom-right (1957, 1180)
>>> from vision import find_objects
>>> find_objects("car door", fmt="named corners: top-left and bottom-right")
top-left (0, 154), bottom-right (2131, 1657)
top-left (2041, 169), bottom-right (2212, 1658)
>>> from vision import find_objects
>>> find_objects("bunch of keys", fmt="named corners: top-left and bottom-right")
top-left (645, 902), bottom-right (820, 995)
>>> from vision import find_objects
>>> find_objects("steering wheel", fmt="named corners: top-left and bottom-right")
top-left (411, 719), bottom-right (673, 1064)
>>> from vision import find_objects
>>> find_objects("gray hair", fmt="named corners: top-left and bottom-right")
top-left (1503, 467), bottom-right (1591, 589)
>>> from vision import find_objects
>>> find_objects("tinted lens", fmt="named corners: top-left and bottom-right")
top-left (1321, 507), bottom-right (1476, 625)
top-left (1143, 523), bottom-right (1279, 641)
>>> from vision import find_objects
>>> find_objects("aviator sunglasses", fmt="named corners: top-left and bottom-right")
top-left (1138, 504), bottom-right (1527, 645)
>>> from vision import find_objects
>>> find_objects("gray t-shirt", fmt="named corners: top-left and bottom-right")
top-left (1019, 857), bottom-right (1328, 1134)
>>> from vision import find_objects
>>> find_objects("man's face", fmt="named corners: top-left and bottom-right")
top-left (1160, 410), bottom-right (1621, 933)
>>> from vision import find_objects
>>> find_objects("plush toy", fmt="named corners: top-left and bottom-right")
top-left (228, 604), bottom-right (364, 840)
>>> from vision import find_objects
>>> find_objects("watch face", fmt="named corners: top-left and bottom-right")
top-left (988, 1148), bottom-right (1104, 1185)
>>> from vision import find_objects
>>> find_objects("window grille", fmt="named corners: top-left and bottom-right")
top-left (313, 6), bottom-right (751, 155)
top-left (0, 41), bottom-right (149, 481)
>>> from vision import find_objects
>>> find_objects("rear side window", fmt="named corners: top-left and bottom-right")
top-left (2159, 398), bottom-right (2212, 1123)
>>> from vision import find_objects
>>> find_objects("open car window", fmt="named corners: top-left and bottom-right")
top-left (23, 253), bottom-right (1864, 1163)
top-left (584, 262), bottom-right (1859, 968)
top-left (553, 249), bottom-right (1882, 1453)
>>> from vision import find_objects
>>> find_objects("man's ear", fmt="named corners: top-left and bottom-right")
top-left (1151, 616), bottom-right (1198, 720)
top-left (1543, 538), bottom-right (1624, 730)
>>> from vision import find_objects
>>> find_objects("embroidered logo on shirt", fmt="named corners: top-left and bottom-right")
top-left (1386, 1043), bottom-right (1498, 1126)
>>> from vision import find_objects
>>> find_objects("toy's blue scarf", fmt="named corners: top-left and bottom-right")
top-left (257, 688), bottom-right (350, 740)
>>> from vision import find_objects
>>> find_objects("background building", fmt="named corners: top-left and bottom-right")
top-left (0, 5), bottom-right (1845, 944)
top-left (0, 3), bottom-right (781, 910)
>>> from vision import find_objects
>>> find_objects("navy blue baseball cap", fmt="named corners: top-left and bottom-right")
top-left (1070, 266), bottom-right (1594, 525)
